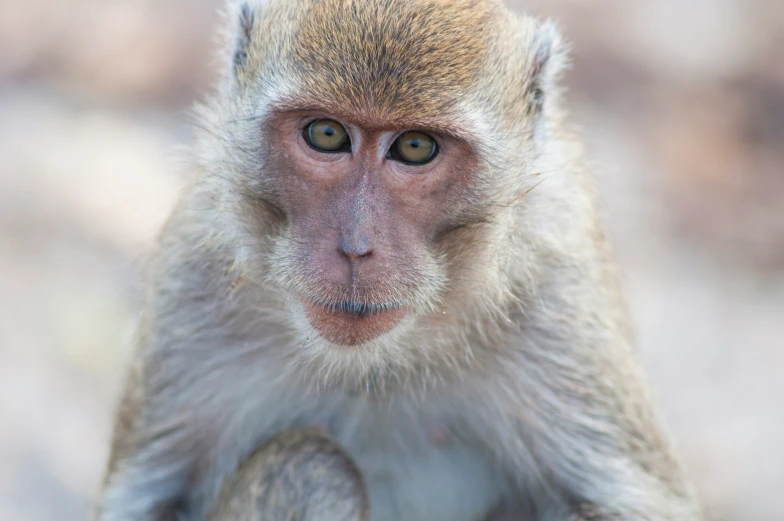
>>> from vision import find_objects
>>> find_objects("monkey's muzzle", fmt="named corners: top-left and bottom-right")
top-left (302, 298), bottom-right (407, 346)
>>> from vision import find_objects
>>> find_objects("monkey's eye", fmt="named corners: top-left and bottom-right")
top-left (389, 131), bottom-right (438, 165)
top-left (304, 119), bottom-right (350, 153)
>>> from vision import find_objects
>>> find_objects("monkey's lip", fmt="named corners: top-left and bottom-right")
top-left (302, 298), bottom-right (407, 346)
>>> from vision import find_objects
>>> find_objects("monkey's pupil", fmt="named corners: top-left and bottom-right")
top-left (410, 139), bottom-right (420, 148)
top-left (324, 127), bottom-right (334, 136)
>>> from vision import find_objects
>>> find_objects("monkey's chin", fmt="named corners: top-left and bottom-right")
top-left (302, 300), bottom-right (407, 346)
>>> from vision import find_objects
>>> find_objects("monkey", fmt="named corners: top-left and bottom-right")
top-left (95, 0), bottom-right (703, 520)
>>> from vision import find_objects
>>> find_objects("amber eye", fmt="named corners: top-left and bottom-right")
top-left (304, 119), bottom-right (350, 152)
top-left (390, 131), bottom-right (438, 165)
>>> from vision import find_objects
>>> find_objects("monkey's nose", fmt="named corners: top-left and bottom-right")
top-left (337, 235), bottom-right (373, 262)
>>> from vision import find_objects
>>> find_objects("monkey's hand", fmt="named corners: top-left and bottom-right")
top-left (206, 429), bottom-right (368, 521)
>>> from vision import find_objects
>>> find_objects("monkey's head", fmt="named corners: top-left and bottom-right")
top-left (197, 0), bottom-right (567, 377)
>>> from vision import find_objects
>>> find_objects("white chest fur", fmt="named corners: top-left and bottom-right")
top-left (312, 392), bottom-right (508, 521)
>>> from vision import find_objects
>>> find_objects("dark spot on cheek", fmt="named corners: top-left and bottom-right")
top-left (432, 221), bottom-right (469, 244)
top-left (425, 187), bottom-right (446, 202)
top-left (425, 173), bottom-right (463, 202)
top-left (431, 203), bottom-right (492, 243)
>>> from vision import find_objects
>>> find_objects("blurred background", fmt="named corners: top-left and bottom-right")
top-left (0, 0), bottom-right (782, 520)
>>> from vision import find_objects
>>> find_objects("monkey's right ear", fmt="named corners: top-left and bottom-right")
top-left (233, 3), bottom-right (255, 72)
top-left (223, 0), bottom-right (265, 90)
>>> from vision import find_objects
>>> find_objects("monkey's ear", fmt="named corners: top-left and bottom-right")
top-left (233, 3), bottom-right (255, 72)
top-left (527, 20), bottom-right (569, 118)
top-left (223, 0), bottom-right (265, 90)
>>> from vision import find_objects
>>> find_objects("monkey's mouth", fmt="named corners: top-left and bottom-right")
top-left (301, 298), bottom-right (407, 346)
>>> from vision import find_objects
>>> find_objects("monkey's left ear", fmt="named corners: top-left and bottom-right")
top-left (527, 20), bottom-right (569, 118)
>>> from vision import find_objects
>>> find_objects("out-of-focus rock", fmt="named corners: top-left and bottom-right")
top-left (0, 0), bottom-right (221, 106)
top-left (652, 81), bottom-right (784, 269)
top-left (0, 92), bottom-right (185, 254)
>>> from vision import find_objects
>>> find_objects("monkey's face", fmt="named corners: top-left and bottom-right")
top-left (263, 110), bottom-right (481, 347)
top-left (208, 0), bottom-right (556, 365)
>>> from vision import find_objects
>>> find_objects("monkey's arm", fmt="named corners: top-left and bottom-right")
top-left (96, 337), bottom-right (213, 521)
top-left (101, 414), bottom-right (368, 521)
top-left (96, 202), bottom-right (245, 521)
top-left (492, 348), bottom-right (700, 521)
top-left (489, 285), bottom-right (701, 521)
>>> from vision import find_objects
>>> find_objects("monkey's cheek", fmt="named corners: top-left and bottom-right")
top-left (302, 301), bottom-right (407, 346)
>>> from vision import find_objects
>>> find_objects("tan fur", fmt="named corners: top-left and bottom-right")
top-left (96, 1), bottom-right (702, 521)
top-left (294, 0), bottom-right (496, 120)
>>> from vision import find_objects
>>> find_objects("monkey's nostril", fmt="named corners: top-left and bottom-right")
top-left (337, 247), bottom-right (373, 262)
top-left (337, 236), bottom-right (373, 261)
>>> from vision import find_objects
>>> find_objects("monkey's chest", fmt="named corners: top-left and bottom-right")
top-left (356, 442), bottom-right (505, 521)
top-left (328, 407), bottom-right (508, 521)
